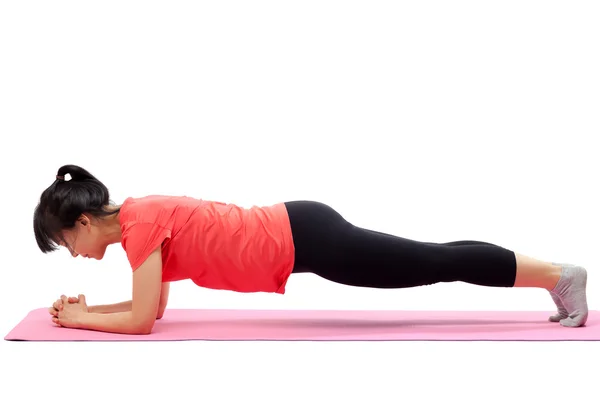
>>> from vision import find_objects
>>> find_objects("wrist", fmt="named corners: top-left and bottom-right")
top-left (75, 311), bottom-right (89, 329)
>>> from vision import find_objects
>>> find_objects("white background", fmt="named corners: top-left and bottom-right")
top-left (1, 1), bottom-right (599, 399)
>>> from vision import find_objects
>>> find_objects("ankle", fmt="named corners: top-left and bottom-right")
top-left (545, 264), bottom-right (563, 291)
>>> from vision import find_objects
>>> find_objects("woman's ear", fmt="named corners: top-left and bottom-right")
top-left (77, 215), bottom-right (90, 227)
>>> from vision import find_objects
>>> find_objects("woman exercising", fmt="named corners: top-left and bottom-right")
top-left (37, 165), bottom-right (588, 334)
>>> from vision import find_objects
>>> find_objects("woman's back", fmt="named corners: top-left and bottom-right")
top-left (119, 195), bottom-right (296, 293)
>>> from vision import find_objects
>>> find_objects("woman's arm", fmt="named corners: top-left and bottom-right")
top-left (76, 247), bottom-right (163, 334)
top-left (157, 282), bottom-right (170, 319)
top-left (87, 282), bottom-right (169, 319)
top-left (88, 301), bottom-right (132, 314)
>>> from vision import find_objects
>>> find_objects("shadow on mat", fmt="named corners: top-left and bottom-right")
top-left (151, 318), bottom-right (554, 337)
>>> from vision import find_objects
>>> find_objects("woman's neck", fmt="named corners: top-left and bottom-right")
top-left (99, 205), bottom-right (123, 245)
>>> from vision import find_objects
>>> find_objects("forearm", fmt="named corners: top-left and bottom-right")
top-left (87, 300), bottom-right (132, 314)
top-left (88, 300), bottom-right (165, 319)
top-left (77, 311), bottom-right (154, 335)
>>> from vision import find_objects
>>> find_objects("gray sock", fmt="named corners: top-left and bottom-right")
top-left (550, 262), bottom-right (589, 327)
top-left (548, 291), bottom-right (569, 322)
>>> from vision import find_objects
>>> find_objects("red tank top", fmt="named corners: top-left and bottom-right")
top-left (118, 195), bottom-right (296, 294)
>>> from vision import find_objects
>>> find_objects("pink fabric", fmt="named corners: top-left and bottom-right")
top-left (5, 308), bottom-right (599, 341)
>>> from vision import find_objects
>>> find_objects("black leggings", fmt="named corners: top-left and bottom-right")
top-left (284, 201), bottom-right (517, 288)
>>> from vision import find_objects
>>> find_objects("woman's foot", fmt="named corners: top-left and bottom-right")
top-left (549, 262), bottom-right (588, 327)
top-left (548, 291), bottom-right (569, 322)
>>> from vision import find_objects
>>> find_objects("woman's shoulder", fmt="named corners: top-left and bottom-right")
top-left (122, 194), bottom-right (199, 206)
top-left (119, 195), bottom-right (199, 224)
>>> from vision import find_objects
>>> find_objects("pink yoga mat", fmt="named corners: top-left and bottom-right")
top-left (5, 308), bottom-right (600, 341)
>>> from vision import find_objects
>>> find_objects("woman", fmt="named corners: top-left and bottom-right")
top-left (37, 165), bottom-right (588, 334)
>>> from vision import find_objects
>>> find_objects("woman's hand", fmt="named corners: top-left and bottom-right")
top-left (50, 294), bottom-right (89, 328)
top-left (48, 295), bottom-right (86, 317)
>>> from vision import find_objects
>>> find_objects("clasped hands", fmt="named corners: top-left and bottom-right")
top-left (48, 294), bottom-right (88, 328)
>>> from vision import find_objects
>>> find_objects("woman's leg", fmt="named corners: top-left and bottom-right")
top-left (354, 231), bottom-right (563, 289)
top-left (284, 200), bottom-right (588, 326)
top-left (286, 200), bottom-right (517, 288)
top-left (513, 253), bottom-right (561, 290)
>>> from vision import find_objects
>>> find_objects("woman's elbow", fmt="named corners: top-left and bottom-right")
top-left (132, 318), bottom-right (156, 335)
top-left (136, 326), bottom-right (153, 335)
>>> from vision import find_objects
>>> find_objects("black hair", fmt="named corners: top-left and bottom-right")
top-left (33, 165), bottom-right (121, 253)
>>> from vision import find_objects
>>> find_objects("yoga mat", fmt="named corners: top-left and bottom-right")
top-left (5, 308), bottom-right (600, 341)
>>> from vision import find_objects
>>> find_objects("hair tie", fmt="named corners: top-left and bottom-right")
top-left (56, 173), bottom-right (71, 181)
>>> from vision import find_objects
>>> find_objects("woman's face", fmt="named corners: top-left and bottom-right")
top-left (60, 216), bottom-right (108, 260)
